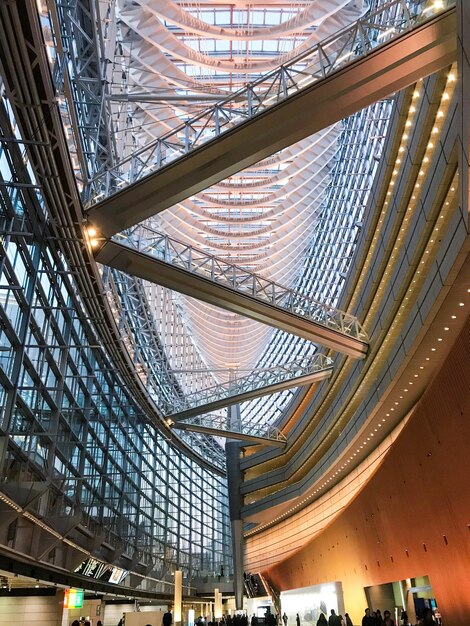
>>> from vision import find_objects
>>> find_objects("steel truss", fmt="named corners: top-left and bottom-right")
top-left (96, 229), bottom-right (369, 358)
top-left (84, 0), bottom-right (454, 212)
top-left (172, 415), bottom-right (288, 448)
top-left (50, 0), bottom-right (118, 180)
top-left (0, 0), bottom-right (231, 585)
top-left (241, 98), bottom-right (394, 427)
top-left (103, 267), bottom-right (227, 465)
top-left (164, 354), bottom-right (333, 421)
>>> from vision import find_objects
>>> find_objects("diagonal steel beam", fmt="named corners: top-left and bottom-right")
top-left (86, 6), bottom-right (456, 237)
top-left (164, 357), bottom-right (333, 421)
top-left (95, 238), bottom-right (368, 358)
top-left (172, 421), bottom-right (287, 447)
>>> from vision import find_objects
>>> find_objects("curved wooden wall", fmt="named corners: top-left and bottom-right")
top-left (263, 313), bottom-right (470, 626)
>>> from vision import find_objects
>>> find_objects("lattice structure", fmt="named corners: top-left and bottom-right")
top-left (84, 0), bottom-right (446, 201)
top-left (113, 227), bottom-right (368, 342)
top-left (163, 354), bottom-right (333, 419)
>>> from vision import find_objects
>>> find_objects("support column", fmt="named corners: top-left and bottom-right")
top-left (226, 404), bottom-right (244, 610)
top-left (174, 570), bottom-right (183, 625)
top-left (214, 588), bottom-right (222, 620)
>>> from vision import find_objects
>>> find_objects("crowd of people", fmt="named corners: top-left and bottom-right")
top-left (197, 613), bottom-right (250, 626)
top-left (69, 605), bottom-right (441, 626)
top-left (361, 608), bottom-right (397, 625)
top-left (279, 606), bottom-right (442, 626)
top-left (361, 607), bottom-right (442, 626)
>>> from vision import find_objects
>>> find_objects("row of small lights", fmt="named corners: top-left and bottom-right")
top-left (325, 72), bottom-right (458, 491)
top-left (321, 81), bottom-right (432, 452)
top-left (242, 89), bottom-right (421, 508)
top-left (244, 421), bottom-right (405, 537)
top-left (347, 80), bottom-right (423, 312)
top-left (255, 73), bottom-right (456, 514)
top-left (298, 83), bottom-right (431, 462)
top-left (298, 81), bottom-right (429, 485)
top-left (246, 69), bottom-right (460, 535)
top-left (363, 68), bottom-right (456, 330)
top-left (246, 256), bottom-right (466, 537)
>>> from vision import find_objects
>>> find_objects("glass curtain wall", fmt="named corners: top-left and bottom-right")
top-left (0, 92), bottom-right (231, 589)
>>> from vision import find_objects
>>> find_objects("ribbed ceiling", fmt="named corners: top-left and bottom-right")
top-left (109, 0), bottom-right (364, 380)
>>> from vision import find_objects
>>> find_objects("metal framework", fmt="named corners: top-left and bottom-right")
top-left (238, 97), bottom-right (394, 429)
top-left (96, 232), bottom-right (369, 358)
top-left (163, 354), bottom-right (333, 421)
top-left (0, 0), bottom-right (232, 587)
top-left (172, 416), bottom-right (288, 447)
top-left (1, 0), bottom-right (457, 595)
top-left (50, 0), bottom-right (118, 181)
top-left (85, 0), bottom-right (456, 236)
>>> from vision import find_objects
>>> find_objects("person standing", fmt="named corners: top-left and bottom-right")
top-left (282, 613), bottom-right (288, 626)
top-left (383, 611), bottom-right (394, 626)
top-left (296, 613), bottom-right (301, 626)
top-left (344, 614), bottom-right (353, 626)
top-left (328, 610), bottom-right (341, 626)
top-left (163, 609), bottom-right (173, 626)
top-left (362, 609), bottom-right (375, 626)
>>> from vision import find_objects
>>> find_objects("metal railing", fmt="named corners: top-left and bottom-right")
top-left (114, 226), bottom-right (368, 342)
top-left (162, 353), bottom-right (333, 418)
top-left (84, 0), bottom-right (450, 203)
top-left (174, 412), bottom-right (288, 444)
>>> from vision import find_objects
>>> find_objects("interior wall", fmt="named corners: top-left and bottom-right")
top-left (124, 609), bottom-right (164, 626)
top-left (0, 591), bottom-right (64, 626)
top-left (103, 603), bottom-right (167, 626)
top-left (365, 583), bottom-right (396, 616)
top-left (262, 314), bottom-right (470, 626)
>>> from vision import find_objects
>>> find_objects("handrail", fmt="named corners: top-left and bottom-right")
top-left (114, 226), bottom-right (368, 342)
top-left (84, 0), bottom-right (452, 204)
top-left (162, 353), bottom-right (333, 418)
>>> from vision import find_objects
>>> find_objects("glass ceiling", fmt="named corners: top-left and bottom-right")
top-left (108, 0), bottom-right (365, 373)
top-left (43, 0), bottom-right (406, 467)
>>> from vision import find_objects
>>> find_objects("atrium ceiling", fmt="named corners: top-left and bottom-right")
top-left (102, 0), bottom-right (365, 379)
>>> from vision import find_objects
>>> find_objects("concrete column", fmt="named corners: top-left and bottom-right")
top-left (174, 570), bottom-right (183, 625)
top-left (214, 588), bottom-right (222, 619)
top-left (226, 404), bottom-right (244, 610)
